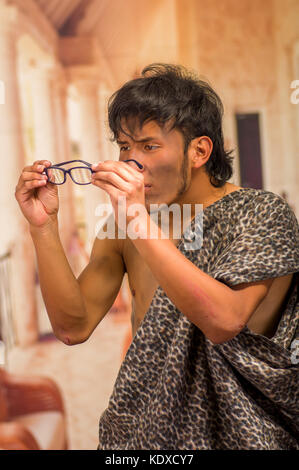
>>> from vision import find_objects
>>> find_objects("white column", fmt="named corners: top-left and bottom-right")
top-left (31, 65), bottom-right (77, 249)
top-left (0, 9), bottom-right (38, 347)
top-left (98, 85), bottom-right (119, 162)
top-left (52, 68), bottom-right (76, 251)
top-left (75, 76), bottom-right (110, 253)
top-left (31, 65), bottom-right (57, 162)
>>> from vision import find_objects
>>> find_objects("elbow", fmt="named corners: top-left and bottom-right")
top-left (61, 335), bottom-right (88, 346)
top-left (54, 328), bottom-right (88, 346)
top-left (60, 336), bottom-right (82, 346)
top-left (208, 332), bottom-right (237, 345)
top-left (206, 322), bottom-right (246, 345)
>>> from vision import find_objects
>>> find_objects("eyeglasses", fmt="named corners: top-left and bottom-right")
top-left (43, 160), bottom-right (93, 185)
top-left (43, 159), bottom-right (143, 185)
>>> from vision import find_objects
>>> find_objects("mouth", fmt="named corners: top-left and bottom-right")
top-left (144, 184), bottom-right (152, 192)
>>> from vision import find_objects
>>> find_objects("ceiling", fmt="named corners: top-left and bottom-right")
top-left (34, 0), bottom-right (89, 31)
top-left (33, 0), bottom-right (178, 86)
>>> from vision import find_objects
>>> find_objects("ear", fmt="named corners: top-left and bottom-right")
top-left (189, 136), bottom-right (213, 169)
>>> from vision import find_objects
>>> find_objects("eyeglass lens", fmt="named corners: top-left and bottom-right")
top-left (70, 168), bottom-right (92, 184)
top-left (47, 168), bottom-right (65, 184)
top-left (47, 167), bottom-right (92, 184)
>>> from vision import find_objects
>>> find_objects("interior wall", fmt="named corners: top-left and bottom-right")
top-left (56, 0), bottom-right (298, 211)
top-left (273, 0), bottom-right (299, 214)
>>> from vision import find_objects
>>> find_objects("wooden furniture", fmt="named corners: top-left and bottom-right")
top-left (0, 367), bottom-right (68, 450)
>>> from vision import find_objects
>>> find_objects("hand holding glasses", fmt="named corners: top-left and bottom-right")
top-left (43, 159), bottom-right (144, 185)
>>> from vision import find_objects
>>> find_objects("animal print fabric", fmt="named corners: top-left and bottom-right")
top-left (98, 188), bottom-right (299, 450)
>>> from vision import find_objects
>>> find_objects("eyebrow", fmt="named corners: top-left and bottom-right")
top-left (116, 136), bottom-right (158, 145)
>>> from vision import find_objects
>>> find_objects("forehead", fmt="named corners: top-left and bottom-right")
top-left (117, 118), bottom-right (183, 145)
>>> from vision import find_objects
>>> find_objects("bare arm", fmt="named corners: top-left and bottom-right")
top-left (131, 214), bottom-right (274, 344)
top-left (30, 221), bottom-right (88, 345)
top-left (76, 217), bottom-right (126, 340)
top-left (30, 217), bottom-right (126, 345)
top-left (15, 160), bottom-right (125, 345)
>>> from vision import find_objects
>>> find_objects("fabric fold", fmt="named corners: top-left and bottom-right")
top-left (98, 188), bottom-right (299, 450)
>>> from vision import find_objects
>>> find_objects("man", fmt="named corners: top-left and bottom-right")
top-left (15, 64), bottom-right (298, 449)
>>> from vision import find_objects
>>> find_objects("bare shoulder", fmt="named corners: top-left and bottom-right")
top-left (245, 272), bottom-right (295, 337)
top-left (225, 183), bottom-right (242, 195)
top-left (269, 272), bottom-right (294, 293)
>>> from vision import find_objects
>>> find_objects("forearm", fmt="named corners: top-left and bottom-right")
top-left (30, 220), bottom-right (88, 344)
top-left (132, 216), bottom-right (244, 343)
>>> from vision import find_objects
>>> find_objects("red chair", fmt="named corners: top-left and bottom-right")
top-left (0, 367), bottom-right (68, 450)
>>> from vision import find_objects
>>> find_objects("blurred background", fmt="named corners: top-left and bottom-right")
top-left (0, 0), bottom-right (298, 450)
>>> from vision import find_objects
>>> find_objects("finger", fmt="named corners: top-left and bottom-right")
top-left (22, 171), bottom-right (48, 182)
top-left (23, 160), bottom-right (52, 174)
top-left (91, 161), bottom-right (132, 182)
top-left (91, 171), bottom-right (132, 192)
top-left (91, 178), bottom-right (121, 201)
top-left (15, 179), bottom-right (47, 197)
top-left (119, 161), bottom-right (144, 181)
top-left (92, 160), bottom-right (140, 177)
top-left (123, 159), bottom-right (144, 171)
top-left (23, 179), bottom-right (48, 190)
top-left (33, 160), bottom-right (52, 167)
top-left (92, 161), bottom-right (143, 184)
top-left (16, 169), bottom-right (49, 195)
top-left (119, 159), bottom-right (144, 176)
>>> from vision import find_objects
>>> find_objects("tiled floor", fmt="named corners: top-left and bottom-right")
top-left (6, 310), bottom-right (131, 450)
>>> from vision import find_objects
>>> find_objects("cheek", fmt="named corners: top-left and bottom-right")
top-left (153, 162), bottom-right (181, 185)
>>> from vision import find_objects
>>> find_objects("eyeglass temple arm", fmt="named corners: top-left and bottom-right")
top-left (124, 159), bottom-right (144, 169)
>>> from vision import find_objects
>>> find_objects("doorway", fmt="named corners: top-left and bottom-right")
top-left (235, 113), bottom-right (264, 189)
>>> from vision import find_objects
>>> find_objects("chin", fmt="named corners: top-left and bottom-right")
top-left (146, 197), bottom-right (171, 212)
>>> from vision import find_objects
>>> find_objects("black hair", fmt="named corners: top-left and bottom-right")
top-left (108, 63), bottom-right (234, 187)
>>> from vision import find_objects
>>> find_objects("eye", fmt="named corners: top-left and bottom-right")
top-left (144, 144), bottom-right (159, 151)
top-left (119, 146), bottom-right (129, 152)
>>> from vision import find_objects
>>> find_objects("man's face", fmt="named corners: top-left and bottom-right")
top-left (116, 119), bottom-right (190, 210)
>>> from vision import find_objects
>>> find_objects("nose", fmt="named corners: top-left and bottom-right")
top-left (124, 159), bottom-right (144, 171)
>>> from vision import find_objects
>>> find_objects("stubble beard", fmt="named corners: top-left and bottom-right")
top-left (145, 151), bottom-right (189, 214)
top-left (173, 150), bottom-right (189, 200)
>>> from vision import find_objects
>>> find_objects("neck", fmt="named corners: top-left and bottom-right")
top-left (174, 168), bottom-right (228, 215)
top-left (147, 168), bottom-right (241, 238)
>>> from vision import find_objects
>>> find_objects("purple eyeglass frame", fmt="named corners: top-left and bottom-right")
top-left (43, 159), bottom-right (143, 185)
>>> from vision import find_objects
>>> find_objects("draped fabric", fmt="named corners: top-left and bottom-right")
top-left (98, 188), bottom-right (299, 450)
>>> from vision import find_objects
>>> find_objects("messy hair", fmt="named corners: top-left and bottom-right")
top-left (108, 63), bottom-right (234, 187)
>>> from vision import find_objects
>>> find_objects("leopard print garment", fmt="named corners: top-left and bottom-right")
top-left (98, 188), bottom-right (299, 450)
